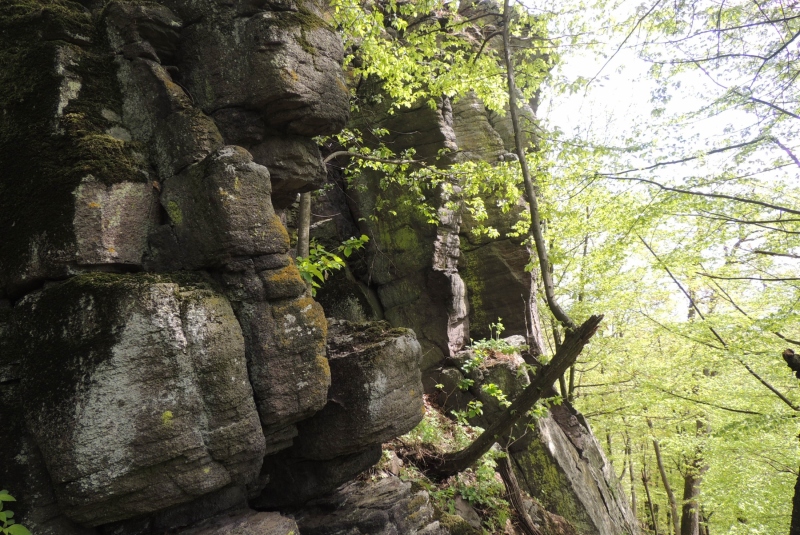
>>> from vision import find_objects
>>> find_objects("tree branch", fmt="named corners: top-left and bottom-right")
top-left (602, 175), bottom-right (800, 217)
top-left (502, 0), bottom-right (575, 329)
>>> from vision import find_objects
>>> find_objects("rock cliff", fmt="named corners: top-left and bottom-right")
top-left (0, 1), bottom-right (422, 533)
top-left (1, 0), bottom-right (638, 533)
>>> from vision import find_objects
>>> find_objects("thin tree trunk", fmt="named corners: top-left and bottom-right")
top-left (498, 452), bottom-right (544, 535)
top-left (501, 0), bottom-right (574, 330)
top-left (680, 420), bottom-right (709, 535)
top-left (649, 419), bottom-right (680, 535)
top-left (432, 315), bottom-right (603, 477)
top-left (626, 432), bottom-right (637, 520)
top-left (297, 192), bottom-right (311, 258)
top-left (792, 469), bottom-right (800, 535)
top-left (642, 465), bottom-right (660, 535)
top-left (567, 364), bottom-right (576, 402)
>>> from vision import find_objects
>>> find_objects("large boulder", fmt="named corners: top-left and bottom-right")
top-left (253, 320), bottom-right (424, 507)
top-left (511, 404), bottom-right (641, 535)
top-left (151, 146), bottom-right (290, 270)
top-left (12, 273), bottom-right (266, 527)
top-left (293, 319), bottom-right (424, 459)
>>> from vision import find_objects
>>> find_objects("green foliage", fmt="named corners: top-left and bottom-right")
top-left (327, 0), bottom-right (799, 530)
top-left (296, 235), bottom-right (368, 295)
top-left (397, 406), bottom-right (510, 532)
top-left (430, 451), bottom-right (512, 533)
top-left (453, 400), bottom-right (484, 426)
top-left (0, 491), bottom-right (31, 535)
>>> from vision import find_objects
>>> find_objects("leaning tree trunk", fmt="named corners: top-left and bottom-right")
top-left (498, 451), bottom-right (544, 535)
top-left (432, 315), bottom-right (603, 477)
top-left (649, 419), bottom-right (680, 535)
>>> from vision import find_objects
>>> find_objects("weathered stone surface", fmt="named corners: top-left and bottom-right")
top-left (293, 319), bottom-right (424, 459)
top-left (152, 146), bottom-right (289, 269)
top-left (0, 304), bottom-right (97, 535)
top-left (315, 266), bottom-right (384, 322)
top-left (233, 295), bottom-right (330, 434)
top-left (100, 486), bottom-right (250, 535)
top-left (175, 510), bottom-right (299, 535)
top-left (510, 404), bottom-right (640, 535)
top-left (250, 135), bottom-right (327, 208)
top-left (72, 176), bottom-right (157, 266)
top-left (175, 5), bottom-right (349, 136)
top-left (0, 4), bottom-right (154, 296)
top-left (254, 446), bottom-right (382, 508)
top-left (251, 320), bottom-right (424, 508)
top-left (451, 93), bottom-right (506, 163)
top-left (459, 238), bottom-right (532, 340)
top-left (14, 274), bottom-right (265, 526)
top-left (295, 477), bottom-right (449, 535)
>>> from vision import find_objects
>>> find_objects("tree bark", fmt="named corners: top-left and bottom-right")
top-left (626, 432), bottom-right (637, 519)
top-left (432, 315), bottom-right (603, 477)
top-left (649, 419), bottom-right (680, 535)
top-left (501, 0), bottom-right (574, 330)
top-left (498, 452), bottom-right (544, 535)
top-left (791, 468), bottom-right (800, 535)
top-left (642, 465), bottom-right (660, 535)
top-left (680, 420), bottom-right (709, 535)
top-left (297, 192), bottom-right (311, 259)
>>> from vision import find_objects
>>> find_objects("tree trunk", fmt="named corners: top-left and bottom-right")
top-left (649, 419), bottom-right (680, 535)
top-left (642, 465), bottom-right (660, 535)
top-left (626, 433), bottom-right (637, 520)
top-left (296, 192), bottom-right (311, 258)
top-left (680, 420), bottom-right (709, 535)
top-left (501, 0), bottom-right (574, 330)
top-left (791, 470), bottom-right (800, 535)
top-left (432, 315), bottom-right (603, 477)
top-left (498, 452), bottom-right (544, 535)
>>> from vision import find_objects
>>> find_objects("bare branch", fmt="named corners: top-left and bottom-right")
top-left (602, 175), bottom-right (800, 217)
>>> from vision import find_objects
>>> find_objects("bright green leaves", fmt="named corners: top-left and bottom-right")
top-left (296, 235), bottom-right (369, 295)
top-left (0, 492), bottom-right (30, 535)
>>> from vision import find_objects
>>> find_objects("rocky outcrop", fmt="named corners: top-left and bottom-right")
top-left (253, 320), bottom-right (424, 507)
top-left (0, 1), bottom-right (420, 533)
top-left (306, 8), bottom-right (639, 528)
top-left (430, 344), bottom-right (640, 535)
top-left (13, 274), bottom-right (264, 527)
top-left (511, 404), bottom-right (640, 535)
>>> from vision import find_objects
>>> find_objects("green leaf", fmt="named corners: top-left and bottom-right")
top-left (6, 524), bottom-right (32, 535)
top-left (0, 492), bottom-right (14, 503)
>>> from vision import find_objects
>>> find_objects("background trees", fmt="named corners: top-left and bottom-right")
top-left (322, 0), bottom-right (799, 531)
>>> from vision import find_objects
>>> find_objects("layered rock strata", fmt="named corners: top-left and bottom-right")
top-left (0, 0), bottom-right (421, 533)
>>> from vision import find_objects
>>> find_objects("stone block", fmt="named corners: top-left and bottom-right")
top-left (158, 146), bottom-right (290, 269)
top-left (13, 273), bottom-right (265, 526)
top-left (293, 320), bottom-right (424, 460)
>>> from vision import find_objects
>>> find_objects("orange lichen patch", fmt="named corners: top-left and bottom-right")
top-left (260, 264), bottom-right (306, 300)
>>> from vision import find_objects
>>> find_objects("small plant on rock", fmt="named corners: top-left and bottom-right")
top-left (0, 490), bottom-right (31, 535)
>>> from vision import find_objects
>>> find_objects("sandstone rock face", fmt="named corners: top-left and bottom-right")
top-left (175, 510), bottom-right (299, 535)
top-left (0, 0), bottom-right (375, 531)
top-left (253, 320), bottom-right (424, 507)
top-left (152, 146), bottom-right (290, 270)
top-left (294, 319), bottom-right (424, 459)
top-left (429, 344), bottom-right (639, 535)
top-left (14, 274), bottom-right (265, 527)
top-left (512, 405), bottom-right (641, 535)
